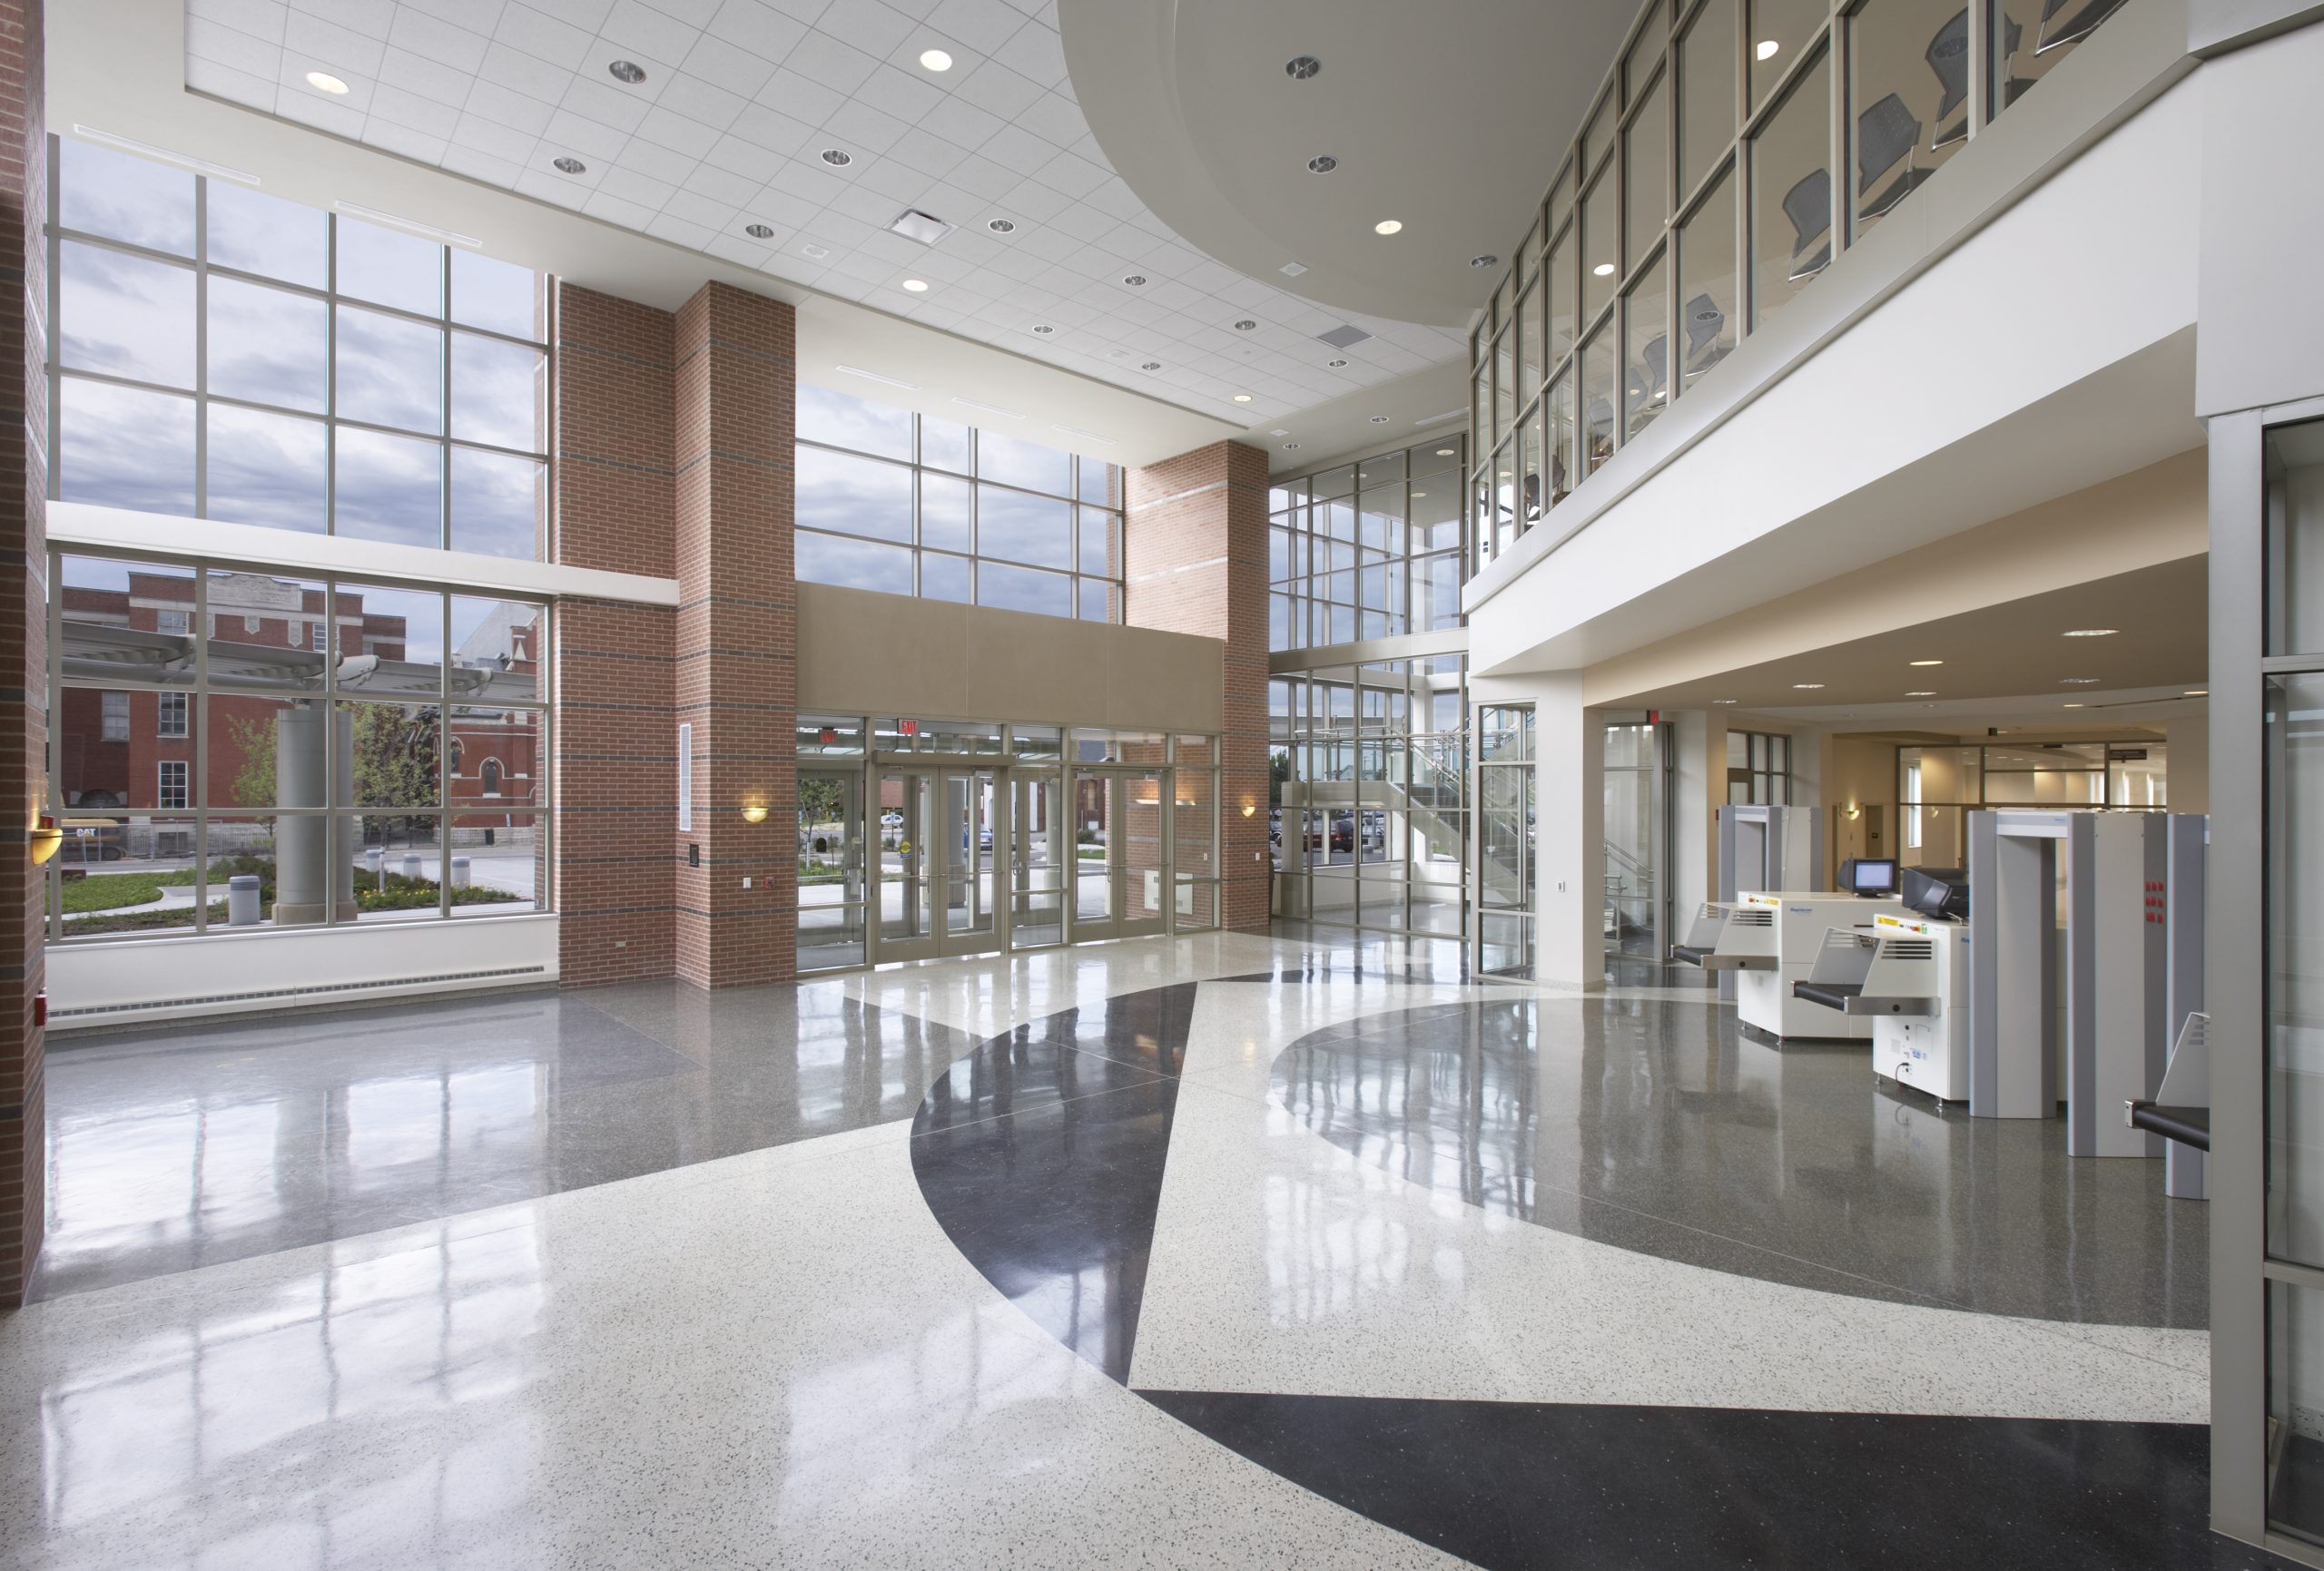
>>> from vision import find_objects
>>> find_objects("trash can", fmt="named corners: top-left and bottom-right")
top-left (449, 856), bottom-right (470, 889)
top-left (364, 847), bottom-right (382, 876)
top-left (401, 853), bottom-right (424, 882)
top-left (227, 874), bottom-right (261, 927)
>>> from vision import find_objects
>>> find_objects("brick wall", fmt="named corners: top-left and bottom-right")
top-left (1125, 439), bottom-right (1270, 933)
top-left (553, 285), bottom-right (678, 986)
top-left (671, 283), bottom-right (795, 988)
top-left (0, 0), bottom-right (40, 1306)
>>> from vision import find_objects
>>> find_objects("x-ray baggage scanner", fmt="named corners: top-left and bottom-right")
top-left (1966, 810), bottom-right (2205, 1159)
top-left (1795, 908), bottom-right (1972, 1100)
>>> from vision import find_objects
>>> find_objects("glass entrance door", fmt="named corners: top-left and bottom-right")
top-left (873, 764), bottom-right (1003, 962)
top-left (1069, 767), bottom-right (1169, 942)
top-left (1012, 769), bottom-right (1066, 948)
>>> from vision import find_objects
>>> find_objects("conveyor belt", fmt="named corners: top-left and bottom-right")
top-left (2127, 1102), bottom-right (2210, 1152)
top-left (1792, 980), bottom-right (1863, 1013)
top-left (1671, 945), bottom-right (1713, 967)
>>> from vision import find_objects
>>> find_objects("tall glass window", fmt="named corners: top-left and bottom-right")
top-left (1749, 45), bottom-right (1834, 329)
top-left (50, 137), bottom-right (551, 560)
top-left (1848, 0), bottom-right (1966, 241)
top-left (48, 552), bottom-right (547, 940)
top-left (794, 383), bottom-right (1122, 622)
top-left (1269, 440), bottom-right (1466, 653)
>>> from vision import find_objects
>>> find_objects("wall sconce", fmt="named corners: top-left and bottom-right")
top-left (741, 802), bottom-right (769, 824)
top-left (1240, 803), bottom-right (1256, 818)
top-left (1844, 801), bottom-right (1861, 821)
top-left (29, 813), bottom-right (60, 865)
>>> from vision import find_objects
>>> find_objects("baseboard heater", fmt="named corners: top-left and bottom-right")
top-left (50, 965), bottom-right (553, 1023)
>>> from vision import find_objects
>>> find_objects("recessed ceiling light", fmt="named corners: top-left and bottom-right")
top-left (1234, 319), bottom-right (1257, 331)
top-left (1757, 39), bottom-right (1780, 59)
top-left (306, 71), bottom-right (350, 94)
top-left (1592, 261), bottom-right (1616, 276)
top-left (1233, 394), bottom-right (1253, 402)
top-left (1909, 659), bottom-right (1943, 666)
top-left (1031, 323), bottom-right (1055, 334)
top-left (1140, 360), bottom-right (1161, 370)
top-left (1307, 155), bottom-right (1337, 173)
top-left (988, 218), bottom-right (1016, 233)
top-left (1327, 358), bottom-right (1348, 368)
top-left (802, 242), bottom-right (831, 260)
top-left (2063, 702), bottom-right (2085, 709)
top-left (1435, 447), bottom-right (1455, 457)
top-left (901, 279), bottom-right (929, 291)
top-left (1285, 54), bottom-right (1322, 79)
top-left (1374, 220), bottom-right (1403, 235)
top-left (2061, 677), bottom-right (2101, 684)
top-left (2063, 628), bottom-right (2118, 637)
top-left (1369, 415), bottom-right (1391, 424)
top-left (821, 148), bottom-right (853, 167)
top-left (607, 60), bottom-right (647, 84)
top-left (1270, 428), bottom-right (1290, 437)
top-left (919, 48), bottom-right (953, 72)
top-left (1792, 682), bottom-right (1825, 690)
top-left (552, 156), bottom-right (586, 174)
top-left (2184, 689), bottom-right (2208, 696)
top-left (1470, 254), bottom-right (1498, 269)
top-left (1906, 691), bottom-right (1936, 698)
top-left (744, 222), bottom-right (773, 239)
top-left (1123, 273), bottom-right (1148, 287)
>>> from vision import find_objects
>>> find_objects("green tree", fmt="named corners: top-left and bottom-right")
top-left (220, 702), bottom-right (437, 825)
top-left (1269, 749), bottom-right (1292, 808)
top-left (799, 776), bottom-right (842, 828)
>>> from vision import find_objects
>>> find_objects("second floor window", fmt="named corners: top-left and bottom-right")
top-left (157, 692), bottom-right (187, 739)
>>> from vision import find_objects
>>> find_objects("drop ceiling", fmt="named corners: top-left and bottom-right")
top-left (175, 0), bottom-right (1470, 434)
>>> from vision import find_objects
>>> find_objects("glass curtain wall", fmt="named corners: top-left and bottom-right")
top-left (1604, 720), bottom-right (1670, 957)
top-left (1897, 739), bottom-right (2170, 867)
top-left (48, 551), bottom-right (547, 939)
top-left (1728, 729), bottom-right (1793, 803)
top-left (794, 384), bottom-right (1125, 622)
top-left (1477, 707), bottom-right (1536, 975)
top-left (1469, 0), bottom-right (2128, 570)
top-left (50, 137), bottom-right (552, 559)
top-left (1270, 442), bottom-right (1467, 652)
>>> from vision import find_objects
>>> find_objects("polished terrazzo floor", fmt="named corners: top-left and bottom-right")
top-left (0, 931), bottom-right (2289, 1568)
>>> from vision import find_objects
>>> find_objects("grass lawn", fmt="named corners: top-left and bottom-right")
top-left (60, 873), bottom-right (162, 913)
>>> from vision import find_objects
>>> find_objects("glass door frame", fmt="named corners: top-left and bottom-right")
top-left (867, 756), bottom-right (1007, 965)
top-left (1064, 762), bottom-right (1175, 944)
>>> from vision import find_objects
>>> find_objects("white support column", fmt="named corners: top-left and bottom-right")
top-left (1535, 673), bottom-right (1604, 990)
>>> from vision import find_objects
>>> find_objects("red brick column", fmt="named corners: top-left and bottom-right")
top-left (671, 282), bottom-right (794, 987)
top-left (1125, 440), bottom-right (1269, 932)
top-left (0, 0), bottom-right (41, 1305)
top-left (553, 285), bottom-right (677, 985)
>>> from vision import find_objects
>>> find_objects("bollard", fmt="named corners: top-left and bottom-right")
top-left (228, 874), bottom-right (261, 927)
top-left (401, 853), bottom-right (423, 882)
top-left (449, 856), bottom-right (470, 889)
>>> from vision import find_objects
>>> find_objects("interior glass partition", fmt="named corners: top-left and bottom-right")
top-left (1897, 740), bottom-right (2171, 869)
top-left (1604, 720), bottom-right (1669, 957)
top-left (1477, 706), bottom-right (1536, 976)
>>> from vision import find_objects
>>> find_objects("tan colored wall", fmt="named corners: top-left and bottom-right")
top-left (795, 582), bottom-right (1225, 735)
top-left (1828, 738), bottom-right (1899, 868)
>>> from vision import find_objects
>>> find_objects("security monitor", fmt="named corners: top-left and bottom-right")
top-left (1840, 857), bottom-right (1899, 897)
top-left (1901, 865), bottom-right (1971, 923)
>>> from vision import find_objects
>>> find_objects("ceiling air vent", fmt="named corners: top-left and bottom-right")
top-left (887, 209), bottom-right (954, 246)
top-left (1315, 323), bottom-right (1372, 350)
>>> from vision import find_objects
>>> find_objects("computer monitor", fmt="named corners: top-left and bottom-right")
top-left (1841, 857), bottom-right (1899, 897)
top-left (1901, 866), bottom-right (1971, 923)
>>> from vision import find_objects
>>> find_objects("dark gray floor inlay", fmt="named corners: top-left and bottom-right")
top-left (1273, 997), bottom-right (2207, 1327)
top-left (38, 982), bottom-right (976, 1301)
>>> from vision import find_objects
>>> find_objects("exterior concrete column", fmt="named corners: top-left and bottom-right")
top-left (552, 285), bottom-right (677, 986)
top-left (1123, 439), bottom-right (1270, 931)
top-left (0, 0), bottom-right (42, 1305)
top-left (1534, 674), bottom-right (1604, 989)
top-left (671, 282), bottom-right (795, 987)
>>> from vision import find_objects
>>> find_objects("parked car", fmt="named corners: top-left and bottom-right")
top-left (1330, 811), bottom-right (1355, 852)
top-left (880, 811), bottom-right (904, 828)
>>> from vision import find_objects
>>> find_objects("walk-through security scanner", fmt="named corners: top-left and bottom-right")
top-left (1966, 810), bottom-right (2206, 1158)
top-left (1796, 904), bottom-right (1972, 1100)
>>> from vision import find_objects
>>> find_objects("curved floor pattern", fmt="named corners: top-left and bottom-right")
top-left (910, 975), bottom-right (2292, 1570)
top-left (1271, 996), bottom-right (2206, 1327)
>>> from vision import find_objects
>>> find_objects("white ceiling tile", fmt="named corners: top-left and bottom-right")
top-left (596, 163), bottom-right (675, 206)
top-left (757, 65), bottom-right (847, 126)
top-left (1009, 90), bottom-right (1082, 149)
top-left (940, 152), bottom-right (1018, 201)
top-left (822, 249), bottom-right (891, 283)
top-left (852, 157), bottom-right (933, 204)
top-left (678, 34), bottom-right (776, 97)
top-left (399, 0), bottom-right (505, 29)
top-left (544, 108), bottom-right (630, 161)
top-left (852, 63), bottom-right (945, 123)
top-left (992, 178), bottom-right (1068, 221)
top-left (916, 93), bottom-right (1002, 151)
top-left (753, 0), bottom-right (832, 22)
top-left (369, 81), bottom-right (462, 135)
top-left (451, 111), bottom-right (542, 163)
top-left (1026, 147), bottom-right (1104, 198)
top-left (528, 0), bottom-right (614, 25)
top-left (1008, 225), bottom-right (1076, 262)
top-left (1041, 204), bottom-right (1114, 245)
top-left (881, 125), bottom-right (968, 182)
top-left (614, 130), bottom-right (701, 180)
top-left (823, 98), bottom-right (908, 154)
top-left (583, 188), bottom-right (662, 228)
top-left (682, 162), bottom-right (761, 206)
top-left (702, 0), bottom-right (803, 61)
top-left (184, 55), bottom-right (281, 110)
top-left (284, 10), bottom-right (389, 72)
top-left (475, 38), bottom-right (571, 100)
top-left (599, 0), bottom-right (702, 63)
top-left (749, 189), bottom-right (824, 229)
top-left (438, 139), bottom-right (523, 184)
top-left (976, 123), bottom-right (1054, 176)
top-left (704, 232), bottom-right (771, 268)
top-left (385, 7), bottom-right (488, 71)
top-left (725, 103), bottom-right (817, 154)
top-left (189, 16), bottom-right (283, 77)
top-left (660, 188), bottom-right (736, 228)
top-left (950, 58), bottom-right (1038, 119)
top-left (643, 0), bottom-right (723, 25)
top-left (815, 0), bottom-right (916, 59)
top-left (1078, 176), bottom-right (1144, 221)
top-left (1178, 259), bottom-right (1243, 296)
top-left (372, 44), bottom-right (468, 105)
top-left (989, 19), bottom-right (1063, 88)
top-left (828, 182), bottom-right (906, 228)
top-left (464, 76), bottom-right (557, 134)
top-left (632, 103), bottom-right (723, 156)
top-left (562, 75), bottom-right (654, 133)
top-left (191, 0), bottom-right (290, 44)
top-left (646, 210), bottom-right (716, 247)
top-left (275, 80), bottom-right (373, 134)
top-left (494, 4), bottom-right (595, 68)
top-left (855, 228), bottom-right (931, 266)
top-left (765, 155), bottom-right (849, 204)
top-left (360, 117), bottom-right (449, 162)
top-left (701, 133), bottom-right (783, 183)
top-left (290, 0), bottom-right (396, 41)
top-left (922, 0), bottom-right (1021, 54)
top-left (656, 72), bottom-right (745, 128)
top-left (784, 30), bottom-right (878, 93)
